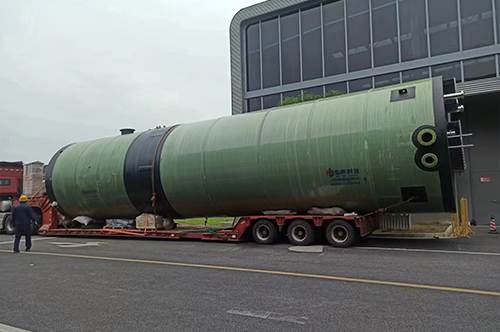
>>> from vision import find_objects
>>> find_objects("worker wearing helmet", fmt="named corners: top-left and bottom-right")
top-left (12, 195), bottom-right (34, 253)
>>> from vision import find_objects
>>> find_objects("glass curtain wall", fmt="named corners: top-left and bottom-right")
top-left (245, 0), bottom-right (500, 112)
top-left (346, 0), bottom-right (372, 71)
top-left (301, 6), bottom-right (323, 80)
top-left (246, 23), bottom-right (261, 91)
top-left (428, 0), bottom-right (459, 56)
top-left (460, 0), bottom-right (494, 50)
top-left (280, 12), bottom-right (301, 84)
top-left (372, 0), bottom-right (398, 67)
top-left (398, 0), bottom-right (428, 61)
top-left (323, 0), bottom-right (346, 76)
top-left (261, 19), bottom-right (280, 88)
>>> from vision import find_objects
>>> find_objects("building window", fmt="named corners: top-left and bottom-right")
top-left (247, 97), bottom-right (262, 112)
top-left (325, 82), bottom-right (347, 96)
top-left (303, 86), bottom-right (324, 100)
top-left (246, 23), bottom-right (261, 91)
top-left (497, 0), bottom-right (500, 44)
top-left (349, 77), bottom-right (372, 92)
top-left (346, 0), bottom-right (372, 72)
top-left (281, 12), bottom-right (301, 84)
top-left (463, 56), bottom-right (497, 81)
top-left (375, 72), bottom-right (401, 87)
top-left (372, 0), bottom-right (398, 67)
top-left (301, 5), bottom-right (323, 80)
top-left (428, 0), bottom-right (459, 56)
top-left (398, 0), bottom-right (428, 62)
top-left (283, 90), bottom-right (301, 98)
top-left (263, 94), bottom-right (282, 109)
top-left (402, 67), bottom-right (429, 82)
top-left (323, 0), bottom-right (346, 76)
top-left (431, 62), bottom-right (462, 83)
top-left (0, 179), bottom-right (11, 186)
top-left (460, 0), bottom-right (494, 50)
top-left (262, 18), bottom-right (280, 88)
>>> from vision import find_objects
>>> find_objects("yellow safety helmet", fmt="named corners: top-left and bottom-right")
top-left (19, 195), bottom-right (29, 203)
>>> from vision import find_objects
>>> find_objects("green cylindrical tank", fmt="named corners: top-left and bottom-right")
top-left (159, 78), bottom-right (452, 217)
top-left (47, 78), bottom-right (457, 219)
top-left (47, 134), bottom-right (140, 219)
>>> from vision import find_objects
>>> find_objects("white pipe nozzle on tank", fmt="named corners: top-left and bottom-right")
top-left (443, 91), bottom-right (464, 100)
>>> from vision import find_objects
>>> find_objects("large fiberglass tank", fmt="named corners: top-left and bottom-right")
top-left (46, 78), bottom-right (461, 219)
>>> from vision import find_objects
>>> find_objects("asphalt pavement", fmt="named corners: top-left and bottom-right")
top-left (0, 228), bottom-right (499, 332)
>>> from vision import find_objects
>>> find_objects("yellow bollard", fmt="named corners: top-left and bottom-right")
top-left (452, 197), bottom-right (473, 238)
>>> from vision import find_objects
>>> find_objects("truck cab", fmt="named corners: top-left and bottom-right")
top-left (0, 161), bottom-right (23, 234)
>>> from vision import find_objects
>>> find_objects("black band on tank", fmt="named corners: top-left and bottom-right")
top-left (123, 126), bottom-right (181, 218)
top-left (153, 125), bottom-right (182, 219)
top-left (431, 77), bottom-right (456, 212)
top-left (45, 144), bottom-right (74, 216)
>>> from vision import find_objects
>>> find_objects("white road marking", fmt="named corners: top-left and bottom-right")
top-left (357, 246), bottom-right (500, 257)
top-left (0, 322), bottom-right (32, 332)
top-left (1, 249), bottom-right (500, 297)
top-left (48, 241), bottom-right (104, 248)
top-left (288, 245), bottom-right (324, 253)
top-left (0, 237), bottom-right (55, 245)
top-left (227, 309), bottom-right (308, 325)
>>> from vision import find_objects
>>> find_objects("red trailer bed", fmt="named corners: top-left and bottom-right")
top-left (34, 195), bottom-right (378, 247)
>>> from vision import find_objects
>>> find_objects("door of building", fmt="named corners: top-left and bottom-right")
top-left (470, 170), bottom-right (500, 223)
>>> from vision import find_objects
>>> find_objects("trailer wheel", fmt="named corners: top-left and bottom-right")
top-left (4, 215), bottom-right (15, 235)
top-left (325, 220), bottom-right (357, 248)
top-left (287, 219), bottom-right (315, 246)
top-left (252, 219), bottom-right (279, 244)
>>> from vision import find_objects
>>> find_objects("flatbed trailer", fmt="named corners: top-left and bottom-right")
top-left (31, 195), bottom-right (378, 247)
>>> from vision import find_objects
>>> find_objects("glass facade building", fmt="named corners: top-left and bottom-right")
top-left (231, 0), bottom-right (500, 113)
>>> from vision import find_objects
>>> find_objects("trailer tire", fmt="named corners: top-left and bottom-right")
top-left (4, 215), bottom-right (15, 235)
top-left (252, 219), bottom-right (279, 244)
top-left (287, 219), bottom-right (315, 246)
top-left (325, 220), bottom-right (357, 248)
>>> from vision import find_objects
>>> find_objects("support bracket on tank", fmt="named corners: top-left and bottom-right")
top-left (440, 79), bottom-right (469, 172)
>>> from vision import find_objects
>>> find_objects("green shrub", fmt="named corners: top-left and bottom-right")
top-left (280, 90), bottom-right (345, 106)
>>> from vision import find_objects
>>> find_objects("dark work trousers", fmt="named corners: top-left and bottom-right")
top-left (13, 224), bottom-right (32, 252)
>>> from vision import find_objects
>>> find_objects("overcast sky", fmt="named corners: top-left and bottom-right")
top-left (0, 0), bottom-right (259, 163)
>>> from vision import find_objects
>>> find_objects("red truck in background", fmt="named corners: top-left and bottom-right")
top-left (0, 161), bottom-right (44, 234)
top-left (0, 161), bottom-right (23, 200)
top-left (0, 161), bottom-right (24, 234)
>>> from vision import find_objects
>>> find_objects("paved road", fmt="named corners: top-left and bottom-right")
top-left (0, 229), bottom-right (499, 331)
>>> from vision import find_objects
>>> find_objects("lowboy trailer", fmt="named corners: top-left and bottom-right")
top-left (34, 195), bottom-right (378, 247)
